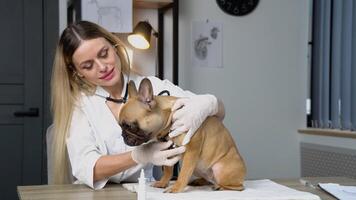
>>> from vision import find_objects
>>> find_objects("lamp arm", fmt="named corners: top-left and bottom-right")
top-left (150, 26), bottom-right (159, 38)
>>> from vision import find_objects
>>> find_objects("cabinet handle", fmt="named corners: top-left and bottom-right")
top-left (14, 108), bottom-right (39, 117)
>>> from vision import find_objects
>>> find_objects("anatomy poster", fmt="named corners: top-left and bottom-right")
top-left (81, 0), bottom-right (133, 33)
top-left (192, 20), bottom-right (223, 68)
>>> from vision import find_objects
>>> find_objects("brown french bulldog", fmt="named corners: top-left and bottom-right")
top-left (118, 78), bottom-right (246, 193)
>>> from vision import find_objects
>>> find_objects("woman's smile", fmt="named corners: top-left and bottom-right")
top-left (100, 67), bottom-right (115, 81)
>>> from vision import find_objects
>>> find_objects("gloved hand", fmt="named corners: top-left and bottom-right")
top-left (169, 94), bottom-right (218, 145)
top-left (131, 140), bottom-right (186, 166)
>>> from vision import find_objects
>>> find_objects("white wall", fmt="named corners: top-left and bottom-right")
top-left (179, 0), bottom-right (310, 179)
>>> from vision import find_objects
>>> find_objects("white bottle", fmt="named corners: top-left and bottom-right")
top-left (138, 169), bottom-right (146, 200)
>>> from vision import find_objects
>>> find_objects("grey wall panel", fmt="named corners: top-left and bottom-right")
top-left (0, 125), bottom-right (23, 200)
top-left (0, 0), bottom-right (24, 84)
top-left (0, 85), bottom-right (24, 104)
top-left (0, 105), bottom-right (24, 125)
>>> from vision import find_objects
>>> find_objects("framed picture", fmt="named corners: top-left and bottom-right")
top-left (81, 0), bottom-right (133, 33)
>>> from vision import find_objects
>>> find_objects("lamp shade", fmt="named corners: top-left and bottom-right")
top-left (128, 21), bottom-right (153, 49)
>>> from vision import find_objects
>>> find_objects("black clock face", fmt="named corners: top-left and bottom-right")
top-left (216, 0), bottom-right (259, 16)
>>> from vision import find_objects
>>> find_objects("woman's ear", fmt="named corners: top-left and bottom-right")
top-left (73, 70), bottom-right (84, 78)
top-left (128, 80), bottom-right (138, 97)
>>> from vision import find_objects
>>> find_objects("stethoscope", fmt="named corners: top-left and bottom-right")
top-left (96, 43), bottom-right (170, 104)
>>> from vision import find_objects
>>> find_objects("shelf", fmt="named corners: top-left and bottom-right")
top-left (298, 128), bottom-right (356, 139)
top-left (134, 0), bottom-right (173, 9)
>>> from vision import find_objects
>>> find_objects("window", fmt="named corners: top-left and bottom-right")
top-left (309, 0), bottom-right (356, 131)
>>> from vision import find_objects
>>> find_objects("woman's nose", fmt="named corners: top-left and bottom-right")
top-left (94, 59), bottom-right (107, 72)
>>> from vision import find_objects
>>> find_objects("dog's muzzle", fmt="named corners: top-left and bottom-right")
top-left (120, 122), bottom-right (151, 146)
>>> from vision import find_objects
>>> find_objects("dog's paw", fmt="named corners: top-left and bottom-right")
top-left (163, 184), bottom-right (184, 193)
top-left (151, 181), bottom-right (169, 188)
top-left (212, 184), bottom-right (222, 191)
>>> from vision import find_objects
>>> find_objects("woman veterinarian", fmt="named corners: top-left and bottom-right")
top-left (50, 20), bottom-right (225, 189)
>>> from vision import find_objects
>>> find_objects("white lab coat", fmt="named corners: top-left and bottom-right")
top-left (66, 73), bottom-right (194, 189)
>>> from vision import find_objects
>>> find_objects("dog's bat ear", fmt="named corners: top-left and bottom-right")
top-left (128, 80), bottom-right (138, 98)
top-left (138, 78), bottom-right (156, 109)
top-left (138, 78), bottom-right (153, 102)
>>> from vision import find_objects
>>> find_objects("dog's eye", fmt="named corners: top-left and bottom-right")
top-left (122, 122), bottom-right (130, 129)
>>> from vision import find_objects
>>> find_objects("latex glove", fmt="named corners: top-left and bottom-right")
top-left (131, 140), bottom-right (186, 166)
top-left (169, 94), bottom-right (218, 145)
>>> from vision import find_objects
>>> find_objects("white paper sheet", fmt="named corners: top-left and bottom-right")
top-left (123, 179), bottom-right (321, 200)
top-left (191, 20), bottom-right (223, 68)
top-left (319, 183), bottom-right (356, 200)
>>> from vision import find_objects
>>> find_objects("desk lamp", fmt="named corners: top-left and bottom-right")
top-left (128, 21), bottom-right (158, 49)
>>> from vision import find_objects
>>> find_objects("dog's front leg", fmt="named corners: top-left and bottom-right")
top-left (165, 147), bottom-right (200, 193)
top-left (152, 166), bottom-right (173, 188)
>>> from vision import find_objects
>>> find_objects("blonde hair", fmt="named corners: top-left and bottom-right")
top-left (50, 21), bottom-right (130, 184)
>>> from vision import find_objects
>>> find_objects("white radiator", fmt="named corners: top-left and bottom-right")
top-left (301, 142), bottom-right (356, 178)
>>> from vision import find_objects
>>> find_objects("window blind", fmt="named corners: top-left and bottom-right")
top-left (311, 0), bottom-right (356, 131)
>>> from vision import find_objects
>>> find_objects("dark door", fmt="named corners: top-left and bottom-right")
top-left (0, 0), bottom-right (44, 199)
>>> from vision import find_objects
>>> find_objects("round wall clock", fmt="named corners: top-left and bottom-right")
top-left (216, 0), bottom-right (259, 16)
